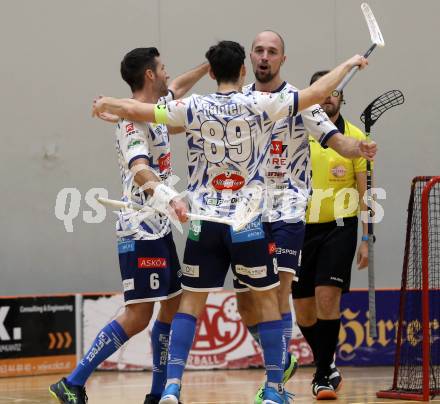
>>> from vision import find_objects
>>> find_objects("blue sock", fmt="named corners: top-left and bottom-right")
top-left (150, 320), bottom-right (171, 398)
top-left (67, 320), bottom-right (128, 386)
top-left (247, 325), bottom-right (260, 345)
top-left (166, 313), bottom-right (197, 385)
top-left (282, 312), bottom-right (292, 367)
top-left (258, 320), bottom-right (284, 387)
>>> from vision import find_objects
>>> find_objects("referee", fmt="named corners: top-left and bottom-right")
top-left (292, 70), bottom-right (370, 400)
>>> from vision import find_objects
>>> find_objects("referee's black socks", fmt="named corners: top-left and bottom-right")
top-left (298, 322), bottom-right (318, 361)
top-left (315, 318), bottom-right (341, 376)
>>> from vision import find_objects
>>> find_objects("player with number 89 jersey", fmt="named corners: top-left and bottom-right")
top-left (158, 90), bottom-right (298, 221)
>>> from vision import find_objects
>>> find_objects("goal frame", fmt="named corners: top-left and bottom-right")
top-left (377, 176), bottom-right (440, 401)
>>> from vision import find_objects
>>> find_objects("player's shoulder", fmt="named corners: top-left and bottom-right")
top-left (344, 118), bottom-right (366, 140)
top-left (158, 90), bottom-right (175, 105)
top-left (242, 83), bottom-right (254, 95)
top-left (284, 81), bottom-right (299, 92)
top-left (117, 119), bottom-right (147, 136)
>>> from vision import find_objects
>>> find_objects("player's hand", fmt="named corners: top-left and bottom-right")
top-left (169, 198), bottom-right (188, 223)
top-left (357, 240), bottom-right (369, 269)
top-left (98, 112), bottom-right (120, 123)
top-left (359, 140), bottom-right (377, 160)
top-left (92, 95), bottom-right (106, 118)
top-left (347, 54), bottom-right (368, 70)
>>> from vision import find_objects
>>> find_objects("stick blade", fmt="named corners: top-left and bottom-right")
top-left (361, 3), bottom-right (385, 47)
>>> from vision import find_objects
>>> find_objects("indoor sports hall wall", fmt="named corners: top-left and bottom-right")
top-left (1, 0), bottom-right (439, 294)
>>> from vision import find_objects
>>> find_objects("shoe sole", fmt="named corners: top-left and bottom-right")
top-left (316, 390), bottom-right (337, 400)
top-left (159, 396), bottom-right (179, 404)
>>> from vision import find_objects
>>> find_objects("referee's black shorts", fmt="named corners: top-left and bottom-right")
top-left (292, 216), bottom-right (358, 299)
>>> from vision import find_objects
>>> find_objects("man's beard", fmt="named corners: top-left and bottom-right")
top-left (323, 103), bottom-right (340, 119)
top-left (158, 83), bottom-right (168, 97)
top-left (254, 66), bottom-right (280, 84)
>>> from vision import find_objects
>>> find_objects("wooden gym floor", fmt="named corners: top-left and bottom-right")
top-left (1, 366), bottom-right (439, 403)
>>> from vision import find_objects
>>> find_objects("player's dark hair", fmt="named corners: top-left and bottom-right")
top-left (205, 41), bottom-right (245, 84)
top-left (120, 47), bottom-right (160, 92)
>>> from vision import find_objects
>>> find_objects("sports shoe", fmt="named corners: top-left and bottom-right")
top-left (159, 384), bottom-right (180, 404)
top-left (261, 385), bottom-right (294, 403)
top-left (312, 374), bottom-right (337, 400)
top-left (49, 378), bottom-right (88, 403)
top-left (254, 353), bottom-right (298, 404)
top-left (329, 362), bottom-right (342, 392)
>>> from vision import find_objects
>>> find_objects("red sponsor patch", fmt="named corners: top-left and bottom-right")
top-left (211, 172), bottom-right (245, 191)
top-left (138, 257), bottom-right (167, 268)
top-left (159, 152), bottom-right (171, 172)
top-left (268, 242), bottom-right (277, 255)
top-left (270, 140), bottom-right (283, 155)
top-left (125, 123), bottom-right (134, 133)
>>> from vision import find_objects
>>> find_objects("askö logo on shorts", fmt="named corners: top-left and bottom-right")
top-left (211, 171), bottom-right (245, 191)
top-left (138, 257), bottom-right (167, 269)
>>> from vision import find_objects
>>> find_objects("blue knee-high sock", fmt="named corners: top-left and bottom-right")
top-left (150, 320), bottom-right (171, 397)
top-left (67, 320), bottom-right (128, 386)
top-left (282, 312), bottom-right (292, 365)
top-left (258, 320), bottom-right (285, 388)
top-left (166, 313), bottom-right (197, 386)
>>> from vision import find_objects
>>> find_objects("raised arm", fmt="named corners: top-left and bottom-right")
top-left (168, 62), bottom-right (209, 99)
top-left (298, 55), bottom-right (368, 111)
top-left (93, 97), bottom-right (156, 122)
top-left (326, 132), bottom-right (377, 160)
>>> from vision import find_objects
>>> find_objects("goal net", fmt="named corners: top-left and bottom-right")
top-left (377, 176), bottom-right (440, 401)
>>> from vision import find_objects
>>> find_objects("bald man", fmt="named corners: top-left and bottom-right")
top-left (235, 30), bottom-right (376, 402)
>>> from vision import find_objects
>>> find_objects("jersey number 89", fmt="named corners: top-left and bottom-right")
top-left (200, 119), bottom-right (252, 164)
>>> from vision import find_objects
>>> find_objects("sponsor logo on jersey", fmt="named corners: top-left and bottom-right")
top-left (206, 196), bottom-right (240, 206)
top-left (331, 165), bottom-right (347, 178)
top-left (277, 92), bottom-right (286, 103)
top-left (127, 139), bottom-right (144, 149)
top-left (123, 279), bottom-right (135, 292)
top-left (267, 171), bottom-right (286, 178)
top-left (182, 264), bottom-right (199, 278)
top-left (235, 264), bottom-right (267, 279)
top-left (125, 123), bottom-right (137, 136)
top-left (311, 106), bottom-right (325, 117)
top-left (159, 152), bottom-right (171, 172)
top-left (211, 172), bottom-right (245, 191)
top-left (138, 257), bottom-right (167, 269)
top-left (271, 157), bottom-right (287, 166)
top-left (268, 242), bottom-right (277, 255)
top-left (271, 140), bottom-right (283, 155)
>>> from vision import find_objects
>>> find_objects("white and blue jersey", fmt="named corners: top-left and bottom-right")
top-left (161, 90), bottom-right (298, 221)
top-left (243, 82), bottom-right (339, 222)
top-left (115, 92), bottom-right (174, 240)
